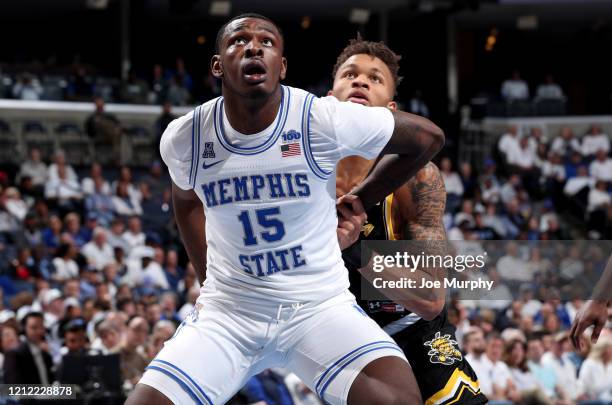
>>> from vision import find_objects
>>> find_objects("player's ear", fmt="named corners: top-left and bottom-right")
top-left (211, 55), bottom-right (223, 78)
top-left (387, 101), bottom-right (397, 111)
top-left (280, 57), bottom-right (288, 80)
top-left (327, 90), bottom-right (334, 96)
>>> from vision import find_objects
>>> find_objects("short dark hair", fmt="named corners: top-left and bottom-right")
top-left (332, 35), bottom-right (402, 93)
top-left (215, 13), bottom-right (283, 54)
top-left (21, 311), bottom-right (44, 328)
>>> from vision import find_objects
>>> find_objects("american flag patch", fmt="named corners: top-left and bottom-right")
top-left (281, 143), bottom-right (301, 157)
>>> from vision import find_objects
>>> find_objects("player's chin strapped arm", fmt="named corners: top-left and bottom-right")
top-left (171, 182), bottom-right (208, 284)
top-left (349, 111), bottom-right (445, 211)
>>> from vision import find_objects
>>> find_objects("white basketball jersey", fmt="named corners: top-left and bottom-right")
top-left (161, 85), bottom-right (394, 303)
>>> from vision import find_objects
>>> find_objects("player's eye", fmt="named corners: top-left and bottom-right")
top-left (370, 75), bottom-right (382, 84)
top-left (262, 38), bottom-right (273, 47)
top-left (344, 72), bottom-right (356, 79)
top-left (234, 37), bottom-right (247, 45)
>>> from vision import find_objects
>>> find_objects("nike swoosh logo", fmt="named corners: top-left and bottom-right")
top-left (202, 160), bottom-right (224, 170)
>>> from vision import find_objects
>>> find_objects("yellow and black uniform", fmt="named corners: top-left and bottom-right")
top-left (343, 197), bottom-right (487, 405)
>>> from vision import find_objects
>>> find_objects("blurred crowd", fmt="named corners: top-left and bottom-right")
top-left (0, 118), bottom-right (611, 404)
top-left (0, 59), bottom-right (221, 106)
top-left (442, 123), bottom-right (612, 241)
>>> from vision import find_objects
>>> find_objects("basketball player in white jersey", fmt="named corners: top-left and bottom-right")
top-left (127, 13), bottom-right (444, 405)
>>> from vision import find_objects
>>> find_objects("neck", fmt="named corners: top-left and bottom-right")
top-left (222, 84), bottom-right (282, 134)
top-left (336, 156), bottom-right (375, 196)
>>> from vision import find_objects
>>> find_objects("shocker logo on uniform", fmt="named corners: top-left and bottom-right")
top-left (362, 223), bottom-right (374, 237)
top-left (424, 332), bottom-right (463, 365)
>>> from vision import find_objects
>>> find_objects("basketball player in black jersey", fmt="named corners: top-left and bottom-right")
top-left (331, 38), bottom-right (488, 405)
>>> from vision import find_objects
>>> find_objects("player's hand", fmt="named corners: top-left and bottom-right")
top-left (570, 299), bottom-right (609, 350)
top-left (336, 194), bottom-right (367, 250)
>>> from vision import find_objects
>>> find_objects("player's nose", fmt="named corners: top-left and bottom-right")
top-left (351, 75), bottom-right (369, 89)
top-left (244, 41), bottom-right (264, 58)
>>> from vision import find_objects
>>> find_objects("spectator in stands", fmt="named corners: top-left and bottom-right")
top-left (47, 150), bottom-right (77, 184)
top-left (85, 97), bottom-right (122, 162)
top-left (589, 149), bottom-right (612, 182)
top-left (82, 227), bottom-right (114, 271)
top-left (526, 337), bottom-right (566, 400)
top-left (120, 316), bottom-right (148, 387)
top-left (144, 160), bottom-right (168, 198)
top-left (564, 165), bottom-right (593, 218)
top-left (81, 162), bottom-right (110, 196)
top-left (96, 319), bottom-right (123, 354)
top-left (44, 165), bottom-right (83, 213)
top-left (8, 247), bottom-right (38, 281)
top-left (550, 127), bottom-right (581, 160)
top-left (1, 187), bottom-right (27, 222)
top-left (67, 66), bottom-right (93, 101)
top-left (165, 76), bottom-right (190, 106)
top-left (408, 89), bottom-right (430, 118)
top-left (16, 148), bottom-right (47, 189)
top-left (120, 70), bottom-right (150, 104)
top-left (497, 242), bottom-right (532, 283)
top-left (241, 369), bottom-right (295, 405)
top-left (107, 218), bottom-right (129, 251)
top-left (3, 312), bottom-right (53, 384)
top-left (122, 216), bottom-right (145, 251)
top-left (541, 332), bottom-right (585, 402)
top-left (112, 166), bottom-right (139, 201)
top-left (535, 74), bottom-right (564, 101)
top-left (464, 328), bottom-right (498, 399)
top-left (85, 177), bottom-right (115, 226)
top-left (159, 292), bottom-right (180, 324)
top-left (112, 181), bottom-right (143, 217)
top-left (142, 247), bottom-right (169, 290)
top-left (173, 58), bottom-right (193, 91)
top-left (163, 250), bottom-right (184, 290)
top-left (64, 212), bottom-right (88, 247)
top-left (440, 157), bottom-right (464, 213)
top-left (582, 124), bottom-right (610, 158)
top-left (541, 153), bottom-right (566, 205)
top-left (41, 214), bottom-right (62, 251)
top-left (11, 73), bottom-right (43, 100)
top-left (503, 339), bottom-right (553, 405)
top-left (501, 70), bottom-right (529, 101)
top-left (459, 161), bottom-right (477, 199)
top-left (149, 64), bottom-right (167, 104)
top-left (146, 320), bottom-right (175, 360)
top-left (51, 243), bottom-right (79, 282)
top-left (578, 337), bottom-right (612, 401)
top-left (587, 180), bottom-right (611, 238)
top-left (0, 323), bottom-right (20, 373)
top-left (498, 125), bottom-right (521, 162)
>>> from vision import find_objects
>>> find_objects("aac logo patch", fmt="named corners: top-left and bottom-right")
top-left (424, 332), bottom-right (463, 365)
top-left (202, 142), bottom-right (216, 158)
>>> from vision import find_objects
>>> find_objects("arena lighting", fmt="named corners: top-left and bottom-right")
top-left (301, 16), bottom-right (311, 30)
top-left (197, 35), bottom-right (206, 45)
top-left (85, 0), bottom-right (109, 10)
top-left (485, 28), bottom-right (498, 52)
top-left (517, 14), bottom-right (538, 30)
top-left (210, 0), bottom-right (231, 16)
top-left (349, 8), bottom-right (371, 24)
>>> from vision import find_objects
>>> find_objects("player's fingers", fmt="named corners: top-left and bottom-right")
top-left (591, 320), bottom-right (604, 344)
top-left (569, 320), bottom-right (579, 349)
top-left (573, 320), bottom-right (587, 350)
top-left (346, 194), bottom-right (366, 215)
top-left (337, 204), bottom-right (353, 220)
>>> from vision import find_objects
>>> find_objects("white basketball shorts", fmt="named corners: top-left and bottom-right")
top-left (138, 290), bottom-right (406, 405)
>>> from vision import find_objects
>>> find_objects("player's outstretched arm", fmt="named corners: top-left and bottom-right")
top-left (570, 254), bottom-right (612, 349)
top-left (350, 111), bottom-right (444, 210)
top-left (172, 182), bottom-right (207, 284)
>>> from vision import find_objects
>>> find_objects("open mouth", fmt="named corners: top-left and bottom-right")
top-left (242, 60), bottom-right (267, 84)
top-left (347, 90), bottom-right (370, 106)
